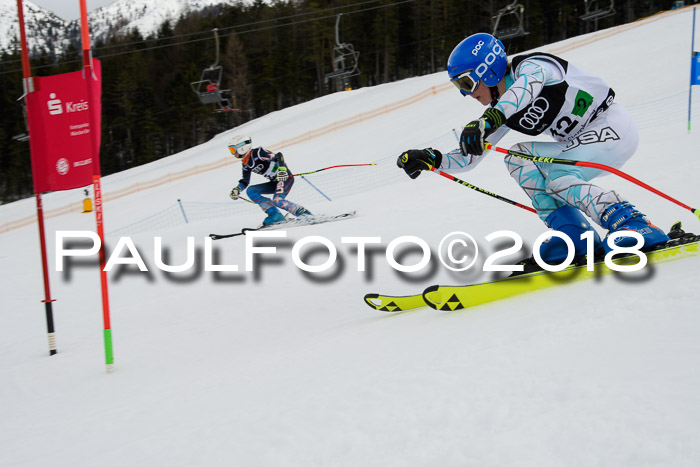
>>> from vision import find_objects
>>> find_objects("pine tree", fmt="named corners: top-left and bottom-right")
top-left (222, 32), bottom-right (253, 125)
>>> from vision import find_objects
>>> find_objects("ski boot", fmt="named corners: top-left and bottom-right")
top-left (540, 205), bottom-right (603, 262)
top-left (295, 206), bottom-right (313, 217)
top-left (512, 205), bottom-right (602, 276)
top-left (262, 208), bottom-right (286, 226)
top-left (599, 202), bottom-right (669, 253)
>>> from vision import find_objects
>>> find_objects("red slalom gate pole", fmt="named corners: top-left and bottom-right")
top-left (17, 0), bottom-right (58, 355)
top-left (292, 163), bottom-right (376, 177)
top-left (80, 0), bottom-right (114, 373)
top-left (486, 143), bottom-right (700, 221)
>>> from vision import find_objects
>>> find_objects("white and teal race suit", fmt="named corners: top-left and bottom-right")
top-left (442, 52), bottom-right (638, 226)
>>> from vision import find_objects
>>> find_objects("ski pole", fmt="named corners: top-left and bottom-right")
top-left (235, 165), bottom-right (375, 203)
top-left (232, 195), bottom-right (256, 204)
top-left (485, 143), bottom-right (700, 221)
top-left (430, 167), bottom-right (537, 214)
top-left (292, 163), bottom-right (376, 177)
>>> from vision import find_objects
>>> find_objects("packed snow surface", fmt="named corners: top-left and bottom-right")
top-left (2, 8), bottom-right (700, 467)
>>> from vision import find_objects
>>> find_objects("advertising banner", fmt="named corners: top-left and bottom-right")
top-left (26, 59), bottom-right (101, 193)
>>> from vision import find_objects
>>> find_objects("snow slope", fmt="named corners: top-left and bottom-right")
top-left (2, 7), bottom-right (700, 467)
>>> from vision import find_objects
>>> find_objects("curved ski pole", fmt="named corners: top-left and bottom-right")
top-left (430, 167), bottom-right (537, 214)
top-left (485, 143), bottom-right (700, 221)
top-left (292, 163), bottom-right (376, 177)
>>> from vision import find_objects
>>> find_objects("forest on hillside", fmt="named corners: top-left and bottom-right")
top-left (0, 0), bottom-right (677, 203)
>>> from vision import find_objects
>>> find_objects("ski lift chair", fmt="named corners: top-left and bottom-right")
top-left (492, 1), bottom-right (528, 40)
top-left (190, 28), bottom-right (235, 111)
top-left (323, 14), bottom-right (360, 91)
top-left (324, 44), bottom-right (360, 81)
top-left (190, 65), bottom-right (232, 108)
top-left (579, 0), bottom-right (615, 22)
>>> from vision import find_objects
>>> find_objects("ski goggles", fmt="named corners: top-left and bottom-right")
top-left (228, 139), bottom-right (251, 156)
top-left (450, 70), bottom-right (481, 96)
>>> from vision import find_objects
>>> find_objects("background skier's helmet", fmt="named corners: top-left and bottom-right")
top-left (228, 135), bottom-right (252, 158)
top-left (447, 33), bottom-right (507, 96)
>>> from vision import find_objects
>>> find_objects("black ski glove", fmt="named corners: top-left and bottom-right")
top-left (397, 148), bottom-right (443, 179)
top-left (460, 107), bottom-right (506, 157)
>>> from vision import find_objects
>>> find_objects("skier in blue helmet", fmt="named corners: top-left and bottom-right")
top-left (447, 33), bottom-right (508, 99)
top-left (398, 32), bottom-right (669, 267)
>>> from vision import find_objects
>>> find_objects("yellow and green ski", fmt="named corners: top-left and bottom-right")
top-left (363, 292), bottom-right (426, 312)
top-left (364, 223), bottom-right (700, 313)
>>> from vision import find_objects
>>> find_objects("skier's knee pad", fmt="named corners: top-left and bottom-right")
top-left (538, 205), bottom-right (602, 262)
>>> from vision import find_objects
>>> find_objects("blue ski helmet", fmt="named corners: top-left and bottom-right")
top-left (447, 33), bottom-right (507, 96)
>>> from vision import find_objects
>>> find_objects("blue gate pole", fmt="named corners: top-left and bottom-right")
top-left (689, 7), bottom-right (696, 133)
top-left (177, 199), bottom-right (189, 223)
top-left (299, 175), bottom-right (332, 201)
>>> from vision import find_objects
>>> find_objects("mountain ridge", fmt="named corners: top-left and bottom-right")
top-left (0, 0), bottom-right (235, 57)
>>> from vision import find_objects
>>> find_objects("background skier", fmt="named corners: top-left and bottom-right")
top-left (228, 135), bottom-right (312, 226)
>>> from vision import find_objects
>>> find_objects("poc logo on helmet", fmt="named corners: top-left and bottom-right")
top-left (471, 40), bottom-right (484, 56)
top-left (474, 42), bottom-right (504, 80)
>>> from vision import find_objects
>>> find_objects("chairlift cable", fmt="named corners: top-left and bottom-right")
top-left (0, 0), bottom-right (405, 65)
top-left (0, 0), bottom-right (415, 75)
top-left (95, 0), bottom-right (394, 52)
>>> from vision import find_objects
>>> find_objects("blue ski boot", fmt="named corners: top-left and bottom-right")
top-left (262, 208), bottom-right (286, 226)
top-left (295, 207), bottom-right (313, 217)
top-left (512, 205), bottom-right (602, 276)
top-left (599, 202), bottom-right (669, 252)
top-left (538, 205), bottom-right (603, 263)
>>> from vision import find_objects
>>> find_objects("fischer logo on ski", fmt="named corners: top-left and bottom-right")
top-left (365, 222), bottom-right (700, 313)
